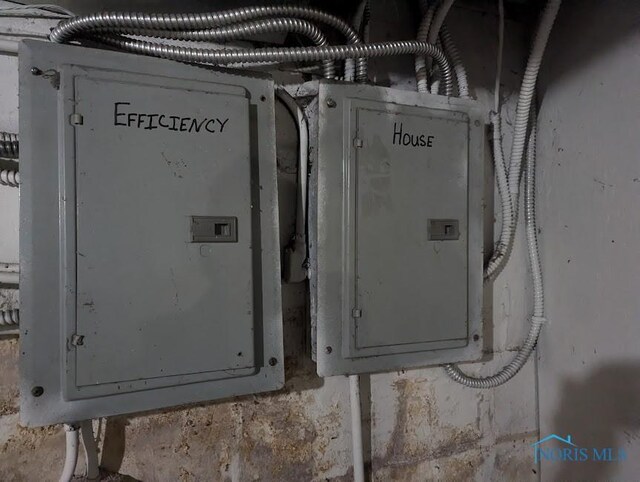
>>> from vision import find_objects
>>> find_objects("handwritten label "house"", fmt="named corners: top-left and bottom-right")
top-left (392, 122), bottom-right (435, 148)
top-left (114, 102), bottom-right (230, 134)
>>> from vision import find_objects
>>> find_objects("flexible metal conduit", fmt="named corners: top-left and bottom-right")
top-left (484, 0), bottom-right (561, 280)
top-left (88, 37), bottom-right (454, 96)
top-left (440, 24), bottom-right (469, 97)
top-left (415, 3), bottom-right (436, 92)
top-left (49, 7), bottom-right (367, 81)
top-left (416, 0), bottom-right (457, 94)
top-left (444, 0), bottom-right (560, 388)
top-left (95, 18), bottom-right (336, 79)
top-left (0, 169), bottom-right (19, 187)
top-left (0, 309), bottom-right (18, 326)
top-left (0, 132), bottom-right (18, 159)
top-left (445, 114), bottom-right (545, 388)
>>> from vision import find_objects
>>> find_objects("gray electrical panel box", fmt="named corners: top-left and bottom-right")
top-left (19, 41), bottom-right (283, 426)
top-left (307, 82), bottom-right (484, 376)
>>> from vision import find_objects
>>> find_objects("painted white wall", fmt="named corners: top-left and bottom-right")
top-left (537, 1), bottom-right (640, 480)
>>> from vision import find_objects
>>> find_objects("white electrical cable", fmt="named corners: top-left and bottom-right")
top-left (427, 0), bottom-right (455, 49)
top-left (416, 0), bottom-right (467, 97)
top-left (349, 375), bottom-right (365, 482)
top-left (484, 0), bottom-right (561, 281)
top-left (276, 88), bottom-right (309, 283)
top-left (0, 3), bottom-right (74, 17)
top-left (445, 0), bottom-right (561, 388)
top-left (494, 0), bottom-right (505, 113)
top-left (80, 420), bottom-right (100, 480)
top-left (445, 108), bottom-right (545, 388)
top-left (425, 0), bottom-right (455, 94)
top-left (439, 23), bottom-right (469, 97)
top-left (59, 424), bottom-right (80, 482)
top-left (415, 3), bottom-right (438, 92)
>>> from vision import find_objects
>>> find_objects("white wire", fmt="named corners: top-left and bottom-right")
top-left (495, 0), bottom-right (505, 113)
top-left (0, 3), bottom-right (74, 17)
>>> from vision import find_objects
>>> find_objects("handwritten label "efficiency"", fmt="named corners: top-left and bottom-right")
top-left (114, 102), bottom-right (229, 134)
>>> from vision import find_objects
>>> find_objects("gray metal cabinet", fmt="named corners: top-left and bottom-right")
top-left (19, 41), bottom-right (283, 426)
top-left (308, 82), bottom-right (484, 376)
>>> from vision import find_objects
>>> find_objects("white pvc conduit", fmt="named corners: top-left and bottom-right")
top-left (349, 375), bottom-right (365, 482)
top-left (59, 424), bottom-right (80, 482)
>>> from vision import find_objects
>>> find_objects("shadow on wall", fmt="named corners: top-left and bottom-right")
top-left (549, 362), bottom-right (640, 482)
top-left (539, 0), bottom-right (640, 101)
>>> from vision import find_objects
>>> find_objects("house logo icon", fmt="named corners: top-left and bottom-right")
top-left (531, 434), bottom-right (576, 448)
top-left (531, 434), bottom-right (627, 463)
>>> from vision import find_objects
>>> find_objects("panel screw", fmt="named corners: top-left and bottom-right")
top-left (268, 357), bottom-right (278, 366)
top-left (31, 67), bottom-right (42, 76)
top-left (473, 334), bottom-right (480, 342)
top-left (326, 98), bottom-right (337, 108)
top-left (325, 346), bottom-right (333, 354)
top-left (31, 386), bottom-right (44, 397)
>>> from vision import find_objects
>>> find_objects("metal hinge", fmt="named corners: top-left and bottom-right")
top-left (70, 334), bottom-right (84, 346)
top-left (352, 308), bottom-right (362, 318)
top-left (70, 113), bottom-right (84, 126)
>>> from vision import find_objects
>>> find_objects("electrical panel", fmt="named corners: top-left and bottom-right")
top-left (307, 82), bottom-right (484, 376)
top-left (19, 41), bottom-right (283, 426)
